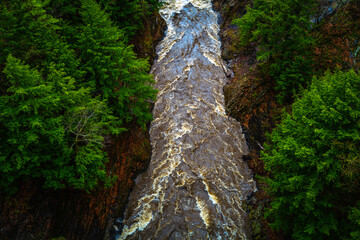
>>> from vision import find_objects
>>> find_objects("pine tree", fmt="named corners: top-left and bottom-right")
top-left (262, 70), bottom-right (360, 239)
top-left (75, 0), bottom-right (157, 126)
top-left (98, 0), bottom-right (162, 37)
top-left (0, 0), bottom-right (83, 79)
top-left (349, 203), bottom-right (360, 240)
top-left (0, 0), bottom-right (157, 194)
top-left (233, 0), bottom-right (316, 101)
top-left (0, 55), bottom-right (116, 194)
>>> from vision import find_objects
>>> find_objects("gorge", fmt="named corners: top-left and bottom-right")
top-left (118, 1), bottom-right (256, 239)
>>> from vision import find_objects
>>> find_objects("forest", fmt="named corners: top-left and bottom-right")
top-left (228, 0), bottom-right (360, 239)
top-left (0, 0), bottom-right (359, 239)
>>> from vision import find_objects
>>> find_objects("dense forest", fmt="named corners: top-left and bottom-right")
top-left (1, 0), bottom-right (360, 239)
top-left (0, 0), bottom-right (161, 195)
top-left (0, 0), bottom-right (162, 239)
top-left (227, 0), bottom-right (360, 239)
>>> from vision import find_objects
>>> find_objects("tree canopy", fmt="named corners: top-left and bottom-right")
top-left (233, 0), bottom-right (316, 101)
top-left (0, 0), bottom-right (157, 195)
top-left (262, 70), bottom-right (360, 239)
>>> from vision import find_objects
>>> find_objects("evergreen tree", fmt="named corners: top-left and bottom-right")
top-left (0, 0), bottom-right (157, 194)
top-left (0, 0), bottom-right (83, 82)
top-left (349, 203), bottom-right (360, 240)
top-left (0, 55), bottom-right (116, 194)
top-left (1, 0), bottom-right (157, 128)
top-left (262, 70), bottom-right (360, 239)
top-left (75, 0), bottom-right (157, 126)
top-left (233, 0), bottom-right (316, 101)
top-left (44, 0), bottom-right (82, 23)
top-left (99, 0), bottom-right (162, 37)
top-left (99, 0), bottom-right (144, 36)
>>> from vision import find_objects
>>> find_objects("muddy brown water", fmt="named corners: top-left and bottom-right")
top-left (117, 1), bottom-right (256, 239)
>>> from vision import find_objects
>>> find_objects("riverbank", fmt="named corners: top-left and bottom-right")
top-left (213, 0), bottom-right (284, 239)
top-left (0, 8), bottom-right (165, 240)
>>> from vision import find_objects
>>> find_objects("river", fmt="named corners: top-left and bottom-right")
top-left (117, 0), bottom-right (256, 239)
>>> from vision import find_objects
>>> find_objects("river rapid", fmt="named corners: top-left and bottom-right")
top-left (118, 0), bottom-right (256, 239)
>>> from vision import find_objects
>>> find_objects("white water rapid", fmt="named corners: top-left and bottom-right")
top-left (118, 1), bottom-right (256, 239)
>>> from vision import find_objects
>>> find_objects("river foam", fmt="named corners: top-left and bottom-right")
top-left (118, 1), bottom-right (256, 239)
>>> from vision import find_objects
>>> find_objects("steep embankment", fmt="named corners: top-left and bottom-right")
top-left (213, 0), bottom-right (283, 239)
top-left (214, 0), bottom-right (360, 239)
top-left (0, 11), bottom-right (165, 240)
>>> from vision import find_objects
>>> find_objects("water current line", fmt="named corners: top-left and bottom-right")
top-left (118, 1), bottom-right (256, 239)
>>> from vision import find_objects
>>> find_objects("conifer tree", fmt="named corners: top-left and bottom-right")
top-left (349, 203), bottom-right (360, 240)
top-left (98, 0), bottom-right (161, 37)
top-left (262, 70), bottom-right (360, 239)
top-left (75, 0), bottom-right (157, 126)
top-left (0, 0), bottom-right (84, 85)
top-left (0, 0), bottom-right (157, 195)
top-left (99, 0), bottom-right (144, 36)
top-left (233, 0), bottom-right (316, 101)
top-left (0, 55), bottom-right (115, 194)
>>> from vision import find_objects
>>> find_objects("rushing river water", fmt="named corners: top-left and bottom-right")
top-left (118, 0), bottom-right (256, 239)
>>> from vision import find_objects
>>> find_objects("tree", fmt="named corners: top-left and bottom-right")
top-left (74, 0), bottom-right (157, 126)
top-left (98, 0), bottom-right (162, 37)
top-left (0, 0), bottom-right (156, 195)
top-left (0, 0), bottom-right (84, 94)
top-left (0, 55), bottom-right (116, 194)
top-left (262, 70), bottom-right (360, 239)
top-left (233, 0), bottom-right (316, 101)
top-left (349, 203), bottom-right (360, 240)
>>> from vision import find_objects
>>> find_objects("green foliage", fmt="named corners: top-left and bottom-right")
top-left (233, 0), bottom-right (315, 101)
top-left (0, 0), bottom-right (82, 79)
top-left (75, 0), bottom-right (157, 126)
top-left (0, 0), bottom-right (156, 194)
top-left (43, 0), bottom-right (162, 38)
top-left (0, 55), bottom-right (116, 194)
top-left (262, 70), bottom-right (360, 239)
top-left (349, 203), bottom-right (360, 240)
top-left (99, 0), bottom-right (162, 37)
top-left (99, 0), bottom-right (144, 36)
top-left (44, 0), bottom-right (82, 22)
